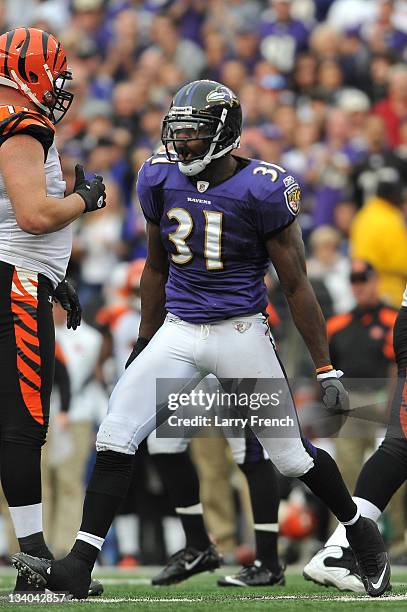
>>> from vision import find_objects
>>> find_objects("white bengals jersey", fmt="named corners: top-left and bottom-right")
top-left (0, 105), bottom-right (72, 287)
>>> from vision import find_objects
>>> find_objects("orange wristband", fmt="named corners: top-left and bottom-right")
top-left (316, 364), bottom-right (334, 375)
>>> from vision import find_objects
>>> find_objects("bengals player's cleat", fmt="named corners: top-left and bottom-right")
top-left (12, 553), bottom-right (100, 599)
top-left (13, 572), bottom-right (103, 597)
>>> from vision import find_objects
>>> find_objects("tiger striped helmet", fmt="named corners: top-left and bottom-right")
top-left (0, 28), bottom-right (73, 124)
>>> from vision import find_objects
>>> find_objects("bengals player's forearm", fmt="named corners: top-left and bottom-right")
top-left (0, 134), bottom-right (86, 234)
top-left (267, 221), bottom-right (331, 369)
top-left (139, 222), bottom-right (169, 339)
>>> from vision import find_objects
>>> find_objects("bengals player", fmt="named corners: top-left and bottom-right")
top-left (0, 28), bottom-right (106, 593)
top-left (304, 284), bottom-right (407, 592)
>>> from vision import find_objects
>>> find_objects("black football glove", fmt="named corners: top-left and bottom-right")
top-left (53, 279), bottom-right (82, 330)
top-left (318, 370), bottom-right (350, 414)
top-left (125, 337), bottom-right (150, 369)
top-left (74, 164), bottom-right (106, 213)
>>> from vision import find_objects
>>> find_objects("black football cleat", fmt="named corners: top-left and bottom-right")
top-left (13, 571), bottom-right (102, 597)
top-left (151, 545), bottom-right (222, 586)
top-left (217, 560), bottom-right (285, 587)
top-left (12, 552), bottom-right (91, 599)
top-left (13, 573), bottom-right (45, 594)
top-left (346, 517), bottom-right (391, 597)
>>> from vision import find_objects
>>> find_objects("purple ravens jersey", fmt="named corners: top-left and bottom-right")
top-left (137, 153), bottom-right (300, 323)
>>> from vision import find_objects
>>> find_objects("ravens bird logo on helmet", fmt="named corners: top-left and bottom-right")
top-left (161, 79), bottom-right (242, 176)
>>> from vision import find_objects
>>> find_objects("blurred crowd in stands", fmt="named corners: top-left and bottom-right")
top-left (1, 0), bottom-right (405, 311)
top-left (0, 0), bottom-right (406, 567)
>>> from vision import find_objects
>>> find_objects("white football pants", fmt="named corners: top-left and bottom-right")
top-left (96, 313), bottom-right (314, 477)
top-left (146, 374), bottom-right (268, 465)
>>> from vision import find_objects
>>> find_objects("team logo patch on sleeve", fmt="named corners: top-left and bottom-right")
top-left (284, 183), bottom-right (301, 215)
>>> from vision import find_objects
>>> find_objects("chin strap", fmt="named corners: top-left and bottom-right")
top-left (9, 69), bottom-right (50, 115)
top-left (178, 108), bottom-right (240, 177)
top-left (178, 157), bottom-right (208, 176)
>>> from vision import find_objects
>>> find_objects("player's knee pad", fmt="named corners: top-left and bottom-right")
top-left (147, 431), bottom-right (190, 455)
top-left (270, 445), bottom-right (314, 477)
top-left (96, 414), bottom-right (141, 454)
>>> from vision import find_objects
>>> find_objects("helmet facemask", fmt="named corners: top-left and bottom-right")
top-left (49, 70), bottom-right (74, 125)
top-left (44, 68), bottom-right (73, 124)
top-left (162, 107), bottom-right (240, 176)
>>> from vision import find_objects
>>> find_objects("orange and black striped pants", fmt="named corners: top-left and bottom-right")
top-left (375, 306), bottom-right (407, 465)
top-left (0, 261), bottom-right (54, 506)
top-left (353, 307), bottom-right (407, 511)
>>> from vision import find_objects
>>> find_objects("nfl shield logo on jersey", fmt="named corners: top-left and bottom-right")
top-left (234, 321), bottom-right (252, 333)
top-left (283, 175), bottom-right (295, 187)
top-left (197, 181), bottom-right (210, 193)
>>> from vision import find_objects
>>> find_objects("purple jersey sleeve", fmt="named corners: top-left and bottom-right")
top-left (250, 173), bottom-right (301, 237)
top-left (136, 158), bottom-right (165, 225)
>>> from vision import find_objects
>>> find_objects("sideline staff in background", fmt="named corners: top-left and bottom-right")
top-left (327, 260), bottom-right (397, 490)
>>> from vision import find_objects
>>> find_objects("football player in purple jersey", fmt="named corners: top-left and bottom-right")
top-left (13, 80), bottom-right (391, 598)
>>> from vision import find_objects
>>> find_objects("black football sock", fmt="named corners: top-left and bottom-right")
top-left (299, 445), bottom-right (357, 523)
top-left (354, 446), bottom-right (407, 512)
top-left (239, 460), bottom-right (280, 573)
top-left (71, 450), bottom-right (133, 571)
top-left (18, 532), bottom-right (53, 560)
top-left (152, 451), bottom-right (211, 551)
top-left (0, 442), bottom-right (53, 560)
top-left (1, 442), bottom-right (42, 507)
top-left (1, 442), bottom-right (46, 542)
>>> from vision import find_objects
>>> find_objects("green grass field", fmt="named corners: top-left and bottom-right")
top-left (0, 567), bottom-right (406, 611)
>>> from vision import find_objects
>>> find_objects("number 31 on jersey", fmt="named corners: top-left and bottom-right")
top-left (167, 208), bottom-right (223, 270)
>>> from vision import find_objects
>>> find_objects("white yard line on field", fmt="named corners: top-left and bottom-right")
top-left (78, 594), bottom-right (407, 604)
top-left (238, 594), bottom-right (407, 602)
top-left (83, 597), bottom-right (204, 603)
top-left (0, 591), bottom-right (405, 604)
top-left (96, 578), bottom-right (151, 585)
